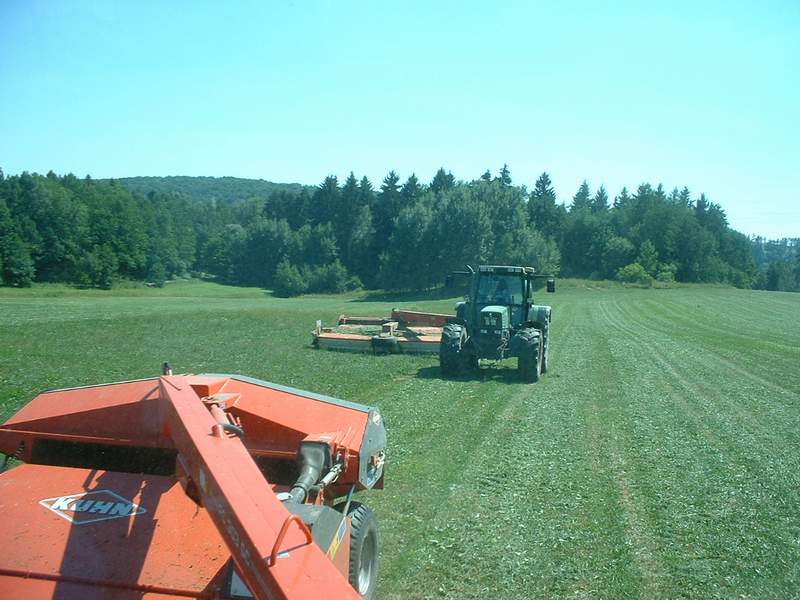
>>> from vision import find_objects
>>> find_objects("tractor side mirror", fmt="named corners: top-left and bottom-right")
top-left (546, 279), bottom-right (556, 293)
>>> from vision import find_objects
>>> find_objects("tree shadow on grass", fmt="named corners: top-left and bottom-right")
top-left (351, 287), bottom-right (463, 303)
top-left (415, 365), bottom-right (527, 385)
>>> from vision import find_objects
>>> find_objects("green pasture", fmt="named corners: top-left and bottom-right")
top-left (1, 280), bottom-right (798, 599)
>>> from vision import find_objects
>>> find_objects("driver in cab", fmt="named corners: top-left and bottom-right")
top-left (492, 278), bottom-right (511, 304)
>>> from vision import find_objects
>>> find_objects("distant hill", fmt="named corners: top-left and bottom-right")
top-left (108, 176), bottom-right (310, 203)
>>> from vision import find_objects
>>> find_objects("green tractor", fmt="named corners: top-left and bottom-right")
top-left (441, 265), bottom-right (555, 382)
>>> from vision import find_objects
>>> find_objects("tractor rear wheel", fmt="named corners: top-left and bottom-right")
top-left (336, 501), bottom-right (379, 599)
top-left (518, 334), bottom-right (541, 383)
top-left (541, 336), bottom-right (549, 374)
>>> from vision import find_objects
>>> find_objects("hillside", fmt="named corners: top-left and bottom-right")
top-left (109, 175), bottom-right (310, 203)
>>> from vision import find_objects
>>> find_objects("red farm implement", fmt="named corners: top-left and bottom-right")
top-left (312, 308), bottom-right (450, 354)
top-left (0, 367), bottom-right (386, 599)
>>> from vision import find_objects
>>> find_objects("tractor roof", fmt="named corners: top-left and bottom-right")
top-left (478, 265), bottom-right (535, 275)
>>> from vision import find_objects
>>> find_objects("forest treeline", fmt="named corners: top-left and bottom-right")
top-left (1, 167), bottom-right (798, 294)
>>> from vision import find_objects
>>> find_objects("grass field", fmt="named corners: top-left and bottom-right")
top-left (1, 280), bottom-right (799, 599)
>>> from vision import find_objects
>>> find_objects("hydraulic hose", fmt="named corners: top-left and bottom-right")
top-left (288, 443), bottom-right (329, 503)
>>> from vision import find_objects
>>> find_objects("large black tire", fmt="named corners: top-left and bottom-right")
top-left (518, 332), bottom-right (541, 383)
top-left (541, 334), bottom-right (549, 374)
top-left (335, 501), bottom-right (379, 599)
top-left (440, 323), bottom-right (465, 376)
top-left (467, 350), bottom-right (479, 371)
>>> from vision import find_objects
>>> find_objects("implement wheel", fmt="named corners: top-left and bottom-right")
top-left (335, 501), bottom-right (379, 599)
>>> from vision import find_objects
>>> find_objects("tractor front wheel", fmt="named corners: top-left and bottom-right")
top-left (518, 334), bottom-right (541, 383)
top-left (440, 323), bottom-right (466, 376)
top-left (337, 501), bottom-right (379, 599)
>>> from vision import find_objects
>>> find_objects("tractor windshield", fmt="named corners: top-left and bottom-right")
top-left (476, 274), bottom-right (524, 305)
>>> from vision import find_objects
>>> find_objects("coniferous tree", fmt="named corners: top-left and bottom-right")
top-left (337, 172), bottom-right (361, 267)
top-left (358, 176), bottom-right (374, 207)
top-left (430, 168), bottom-right (455, 193)
top-left (571, 180), bottom-right (592, 212)
top-left (694, 193), bottom-right (708, 223)
top-left (356, 176), bottom-right (378, 284)
top-left (497, 164), bottom-right (512, 186)
top-left (678, 187), bottom-right (692, 207)
top-left (374, 171), bottom-right (402, 247)
top-left (400, 173), bottom-right (422, 206)
top-left (591, 185), bottom-right (609, 213)
top-left (312, 176), bottom-right (340, 226)
top-left (613, 187), bottom-right (631, 209)
top-left (528, 172), bottom-right (564, 238)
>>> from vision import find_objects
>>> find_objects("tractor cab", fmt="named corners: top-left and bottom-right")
top-left (456, 266), bottom-right (537, 330)
top-left (474, 268), bottom-right (528, 328)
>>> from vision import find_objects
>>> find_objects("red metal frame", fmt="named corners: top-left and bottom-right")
top-left (0, 373), bottom-right (383, 599)
top-left (159, 376), bottom-right (360, 600)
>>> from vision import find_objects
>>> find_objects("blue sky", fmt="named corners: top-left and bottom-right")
top-left (1, 1), bottom-right (798, 238)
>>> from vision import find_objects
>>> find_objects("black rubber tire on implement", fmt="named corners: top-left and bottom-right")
top-left (371, 334), bottom-right (400, 354)
top-left (518, 334), bottom-right (541, 383)
top-left (335, 501), bottom-right (379, 599)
